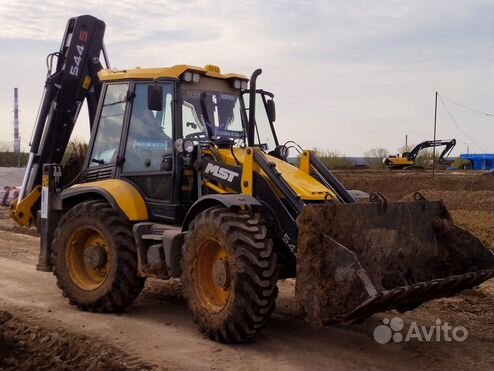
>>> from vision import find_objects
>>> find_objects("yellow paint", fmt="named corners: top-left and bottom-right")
top-left (387, 157), bottom-right (414, 166)
top-left (241, 149), bottom-right (255, 196)
top-left (218, 148), bottom-right (337, 201)
top-left (203, 180), bottom-right (227, 194)
top-left (98, 64), bottom-right (248, 82)
top-left (299, 150), bottom-right (311, 174)
top-left (204, 64), bottom-right (221, 73)
top-left (69, 179), bottom-right (148, 221)
top-left (82, 76), bottom-right (91, 90)
top-left (10, 186), bottom-right (41, 226)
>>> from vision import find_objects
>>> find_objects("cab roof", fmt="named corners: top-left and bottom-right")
top-left (98, 64), bottom-right (248, 82)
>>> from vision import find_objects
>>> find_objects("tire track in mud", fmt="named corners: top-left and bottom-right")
top-left (0, 194), bottom-right (493, 371)
top-left (0, 310), bottom-right (158, 371)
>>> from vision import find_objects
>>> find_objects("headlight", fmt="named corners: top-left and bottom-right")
top-left (183, 71), bottom-right (193, 82)
top-left (174, 139), bottom-right (184, 153)
top-left (232, 80), bottom-right (248, 90)
top-left (174, 138), bottom-right (195, 154)
top-left (183, 139), bottom-right (194, 153)
top-left (182, 71), bottom-right (201, 83)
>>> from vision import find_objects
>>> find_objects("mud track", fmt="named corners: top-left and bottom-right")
top-left (0, 311), bottom-right (155, 371)
top-left (0, 235), bottom-right (492, 371)
top-left (0, 170), bottom-right (493, 370)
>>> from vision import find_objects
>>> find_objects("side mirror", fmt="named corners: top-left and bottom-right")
top-left (148, 84), bottom-right (163, 111)
top-left (266, 99), bottom-right (276, 123)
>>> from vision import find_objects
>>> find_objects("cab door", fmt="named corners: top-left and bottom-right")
top-left (120, 82), bottom-right (177, 222)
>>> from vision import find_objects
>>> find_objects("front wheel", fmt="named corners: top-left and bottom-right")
top-left (182, 207), bottom-right (278, 343)
top-left (52, 201), bottom-right (144, 312)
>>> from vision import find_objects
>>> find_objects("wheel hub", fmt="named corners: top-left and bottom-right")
top-left (212, 260), bottom-right (230, 289)
top-left (66, 228), bottom-right (111, 291)
top-left (83, 244), bottom-right (108, 269)
top-left (195, 238), bottom-right (232, 313)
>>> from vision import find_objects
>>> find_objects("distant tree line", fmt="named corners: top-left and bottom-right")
top-left (313, 145), bottom-right (454, 170)
top-left (0, 145), bottom-right (28, 167)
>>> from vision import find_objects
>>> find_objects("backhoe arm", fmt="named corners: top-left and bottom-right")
top-left (11, 15), bottom-right (106, 226)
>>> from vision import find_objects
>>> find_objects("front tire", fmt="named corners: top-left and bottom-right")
top-left (182, 207), bottom-right (278, 343)
top-left (52, 201), bottom-right (144, 312)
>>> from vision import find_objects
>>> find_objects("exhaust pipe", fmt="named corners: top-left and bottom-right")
top-left (247, 68), bottom-right (262, 147)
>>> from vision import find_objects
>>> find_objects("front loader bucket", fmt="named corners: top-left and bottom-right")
top-left (295, 197), bottom-right (494, 328)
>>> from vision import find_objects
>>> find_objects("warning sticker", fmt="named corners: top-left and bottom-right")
top-left (41, 187), bottom-right (48, 219)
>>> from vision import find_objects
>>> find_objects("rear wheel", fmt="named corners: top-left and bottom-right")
top-left (52, 201), bottom-right (144, 312)
top-left (182, 207), bottom-right (278, 343)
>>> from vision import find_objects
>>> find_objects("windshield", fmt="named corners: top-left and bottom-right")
top-left (182, 82), bottom-right (246, 144)
top-left (181, 78), bottom-right (277, 152)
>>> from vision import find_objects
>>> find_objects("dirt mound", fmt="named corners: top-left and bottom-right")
top-left (336, 171), bottom-right (493, 201)
top-left (406, 280), bottom-right (494, 339)
top-left (450, 210), bottom-right (493, 248)
top-left (0, 311), bottom-right (156, 371)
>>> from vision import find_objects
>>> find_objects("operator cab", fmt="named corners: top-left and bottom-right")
top-left (84, 64), bottom-right (278, 223)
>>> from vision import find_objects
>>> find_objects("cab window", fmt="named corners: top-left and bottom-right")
top-left (243, 93), bottom-right (277, 152)
top-left (89, 83), bottom-right (128, 167)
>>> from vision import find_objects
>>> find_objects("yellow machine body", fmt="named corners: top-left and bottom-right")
top-left (213, 148), bottom-right (337, 202)
top-left (68, 179), bottom-right (148, 221)
top-left (385, 157), bottom-right (414, 167)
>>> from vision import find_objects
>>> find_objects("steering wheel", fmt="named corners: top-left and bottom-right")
top-left (269, 144), bottom-right (289, 160)
top-left (185, 132), bottom-right (207, 140)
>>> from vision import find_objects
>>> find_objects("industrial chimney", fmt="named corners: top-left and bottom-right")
top-left (14, 88), bottom-right (20, 167)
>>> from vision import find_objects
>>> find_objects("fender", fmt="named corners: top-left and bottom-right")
top-left (61, 179), bottom-right (148, 221)
top-left (182, 194), bottom-right (262, 232)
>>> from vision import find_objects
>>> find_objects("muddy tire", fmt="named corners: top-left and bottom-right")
top-left (52, 201), bottom-right (144, 312)
top-left (182, 207), bottom-right (278, 343)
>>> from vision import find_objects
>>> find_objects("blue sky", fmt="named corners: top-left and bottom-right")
top-left (0, 0), bottom-right (492, 156)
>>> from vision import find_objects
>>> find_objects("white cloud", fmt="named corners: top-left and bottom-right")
top-left (0, 0), bottom-right (492, 155)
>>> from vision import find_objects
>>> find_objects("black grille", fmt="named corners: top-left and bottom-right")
top-left (83, 167), bottom-right (113, 182)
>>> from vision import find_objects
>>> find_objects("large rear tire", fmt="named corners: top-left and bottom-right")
top-left (52, 201), bottom-right (144, 312)
top-left (182, 207), bottom-right (278, 343)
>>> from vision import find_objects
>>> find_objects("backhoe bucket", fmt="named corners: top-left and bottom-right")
top-left (295, 197), bottom-right (494, 328)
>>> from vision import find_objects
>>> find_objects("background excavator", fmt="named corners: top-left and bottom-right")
top-left (384, 139), bottom-right (456, 169)
top-left (10, 15), bottom-right (494, 343)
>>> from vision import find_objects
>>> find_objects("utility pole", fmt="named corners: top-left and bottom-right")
top-left (14, 88), bottom-right (21, 167)
top-left (432, 92), bottom-right (438, 183)
top-left (405, 134), bottom-right (408, 152)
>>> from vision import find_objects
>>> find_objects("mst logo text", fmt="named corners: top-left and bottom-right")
top-left (204, 163), bottom-right (240, 182)
top-left (204, 163), bottom-right (239, 182)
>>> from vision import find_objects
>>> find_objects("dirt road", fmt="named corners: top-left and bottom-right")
top-left (1, 229), bottom-right (492, 371)
top-left (1, 170), bottom-right (493, 370)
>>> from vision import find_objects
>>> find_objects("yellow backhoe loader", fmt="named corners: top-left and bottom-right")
top-left (10, 15), bottom-right (494, 343)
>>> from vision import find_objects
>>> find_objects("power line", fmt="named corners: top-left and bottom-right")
top-left (438, 96), bottom-right (488, 153)
top-left (438, 93), bottom-right (494, 117)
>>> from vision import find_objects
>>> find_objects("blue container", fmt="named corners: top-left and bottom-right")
top-left (460, 153), bottom-right (494, 170)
